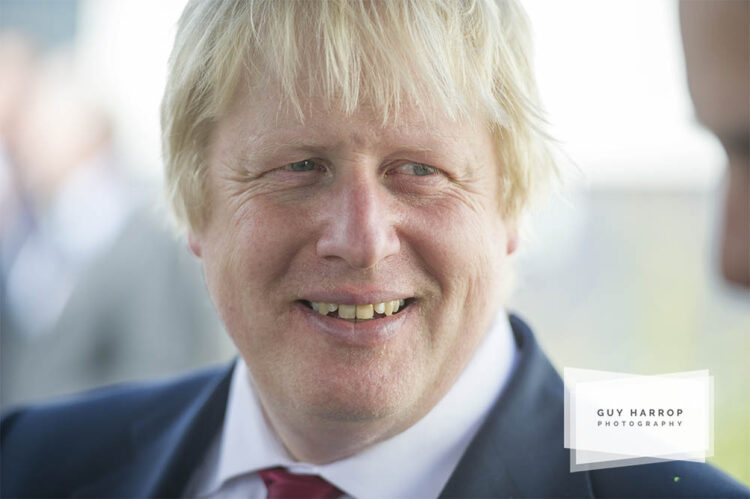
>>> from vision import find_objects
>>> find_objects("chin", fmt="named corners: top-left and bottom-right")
top-left (293, 366), bottom-right (421, 424)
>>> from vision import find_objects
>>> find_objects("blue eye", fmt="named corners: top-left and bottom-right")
top-left (398, 163), bottom-right (437, 176)
top-left (284, 160), bottom-right (318, 172)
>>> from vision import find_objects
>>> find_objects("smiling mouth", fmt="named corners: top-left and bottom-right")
top-left (300, 299), bottom-right (414, 322)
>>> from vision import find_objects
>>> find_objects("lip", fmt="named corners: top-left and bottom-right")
top-left (292, 300), bottom-right (415, 347)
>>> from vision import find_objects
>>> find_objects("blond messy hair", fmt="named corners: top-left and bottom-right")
top-left (162, 0), bottom-right (555, 232)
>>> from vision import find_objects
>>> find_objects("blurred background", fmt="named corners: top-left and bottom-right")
top-left (0, 0), bottom-right (747, 486)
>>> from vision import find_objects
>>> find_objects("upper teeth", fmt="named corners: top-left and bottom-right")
top-left (311, 299), bottom-right (406, 320)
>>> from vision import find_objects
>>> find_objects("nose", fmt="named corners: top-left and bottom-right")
top-left (316, 176), bottom-right (400, 269)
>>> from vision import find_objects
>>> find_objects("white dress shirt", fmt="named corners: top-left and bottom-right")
top-left (186, 310), bottom-right (517, 499)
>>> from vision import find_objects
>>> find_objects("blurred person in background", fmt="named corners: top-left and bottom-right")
top-left (2, 47), bottom-right (136, 337)
top-left (2, 1), bottom-right (748, 498)
top-left (0, 40), bottom-right (139, 405)
top-left (680, 0), bottom-right (749, 289)
top-left (0, 32), bottom-right (39, 335)
top-left (0, 33), bottom-right (228, 407)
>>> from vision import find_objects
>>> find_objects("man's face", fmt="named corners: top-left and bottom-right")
top-left (191, 87), bottom-right (517, 432)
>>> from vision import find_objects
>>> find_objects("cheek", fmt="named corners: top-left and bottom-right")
top-left (394, 199), bottom-right (507, 403)
top-left (404, 196), bottom-right (507, 304)
top-left (200, 198), bottom-right (311, 329)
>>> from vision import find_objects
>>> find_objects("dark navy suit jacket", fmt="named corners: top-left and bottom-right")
top-left (2, 315), bottom-right (748, 498)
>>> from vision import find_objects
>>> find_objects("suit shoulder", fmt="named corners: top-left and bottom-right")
top-left (2, 364), bottom-right (230, 430)
top-left (0, 364), bottom-right (233, 497)
top-left (590, 460), bottom-right (749, 498)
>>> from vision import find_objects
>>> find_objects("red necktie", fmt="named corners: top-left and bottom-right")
top-left (259, 467), bottom-right (343, 499)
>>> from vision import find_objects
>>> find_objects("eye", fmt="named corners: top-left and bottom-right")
top-left (283, 159), bottom-right (320, 172)
top-left (393, 163), bottom-right (438, 176)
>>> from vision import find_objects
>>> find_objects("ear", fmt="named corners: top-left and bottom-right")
top-left (187, 230), bottom-right (203, 258)
top-left (505, 221), bottom-right (519, 255)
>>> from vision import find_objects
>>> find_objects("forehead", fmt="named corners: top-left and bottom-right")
top-left (213, 83), bottom-right (491, 160)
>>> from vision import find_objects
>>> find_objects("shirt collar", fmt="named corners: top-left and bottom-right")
top-left (207, 309), bottom-right (517, 499)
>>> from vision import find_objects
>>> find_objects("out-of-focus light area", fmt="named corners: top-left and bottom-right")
top-left (526, 0), bottom-right (725, 190)
top-left (75, 0), bottom-right (186, 185)
top-left (0, 0), bottom-right (747, 486)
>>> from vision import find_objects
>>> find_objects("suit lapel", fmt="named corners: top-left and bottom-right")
top-left (73, 362), bottom-right (234, 498)
top-left (440, 315), bottom-right (594, 498)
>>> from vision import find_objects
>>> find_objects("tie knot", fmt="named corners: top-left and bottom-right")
top-left (259, 467), bottom-right (343, 499)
